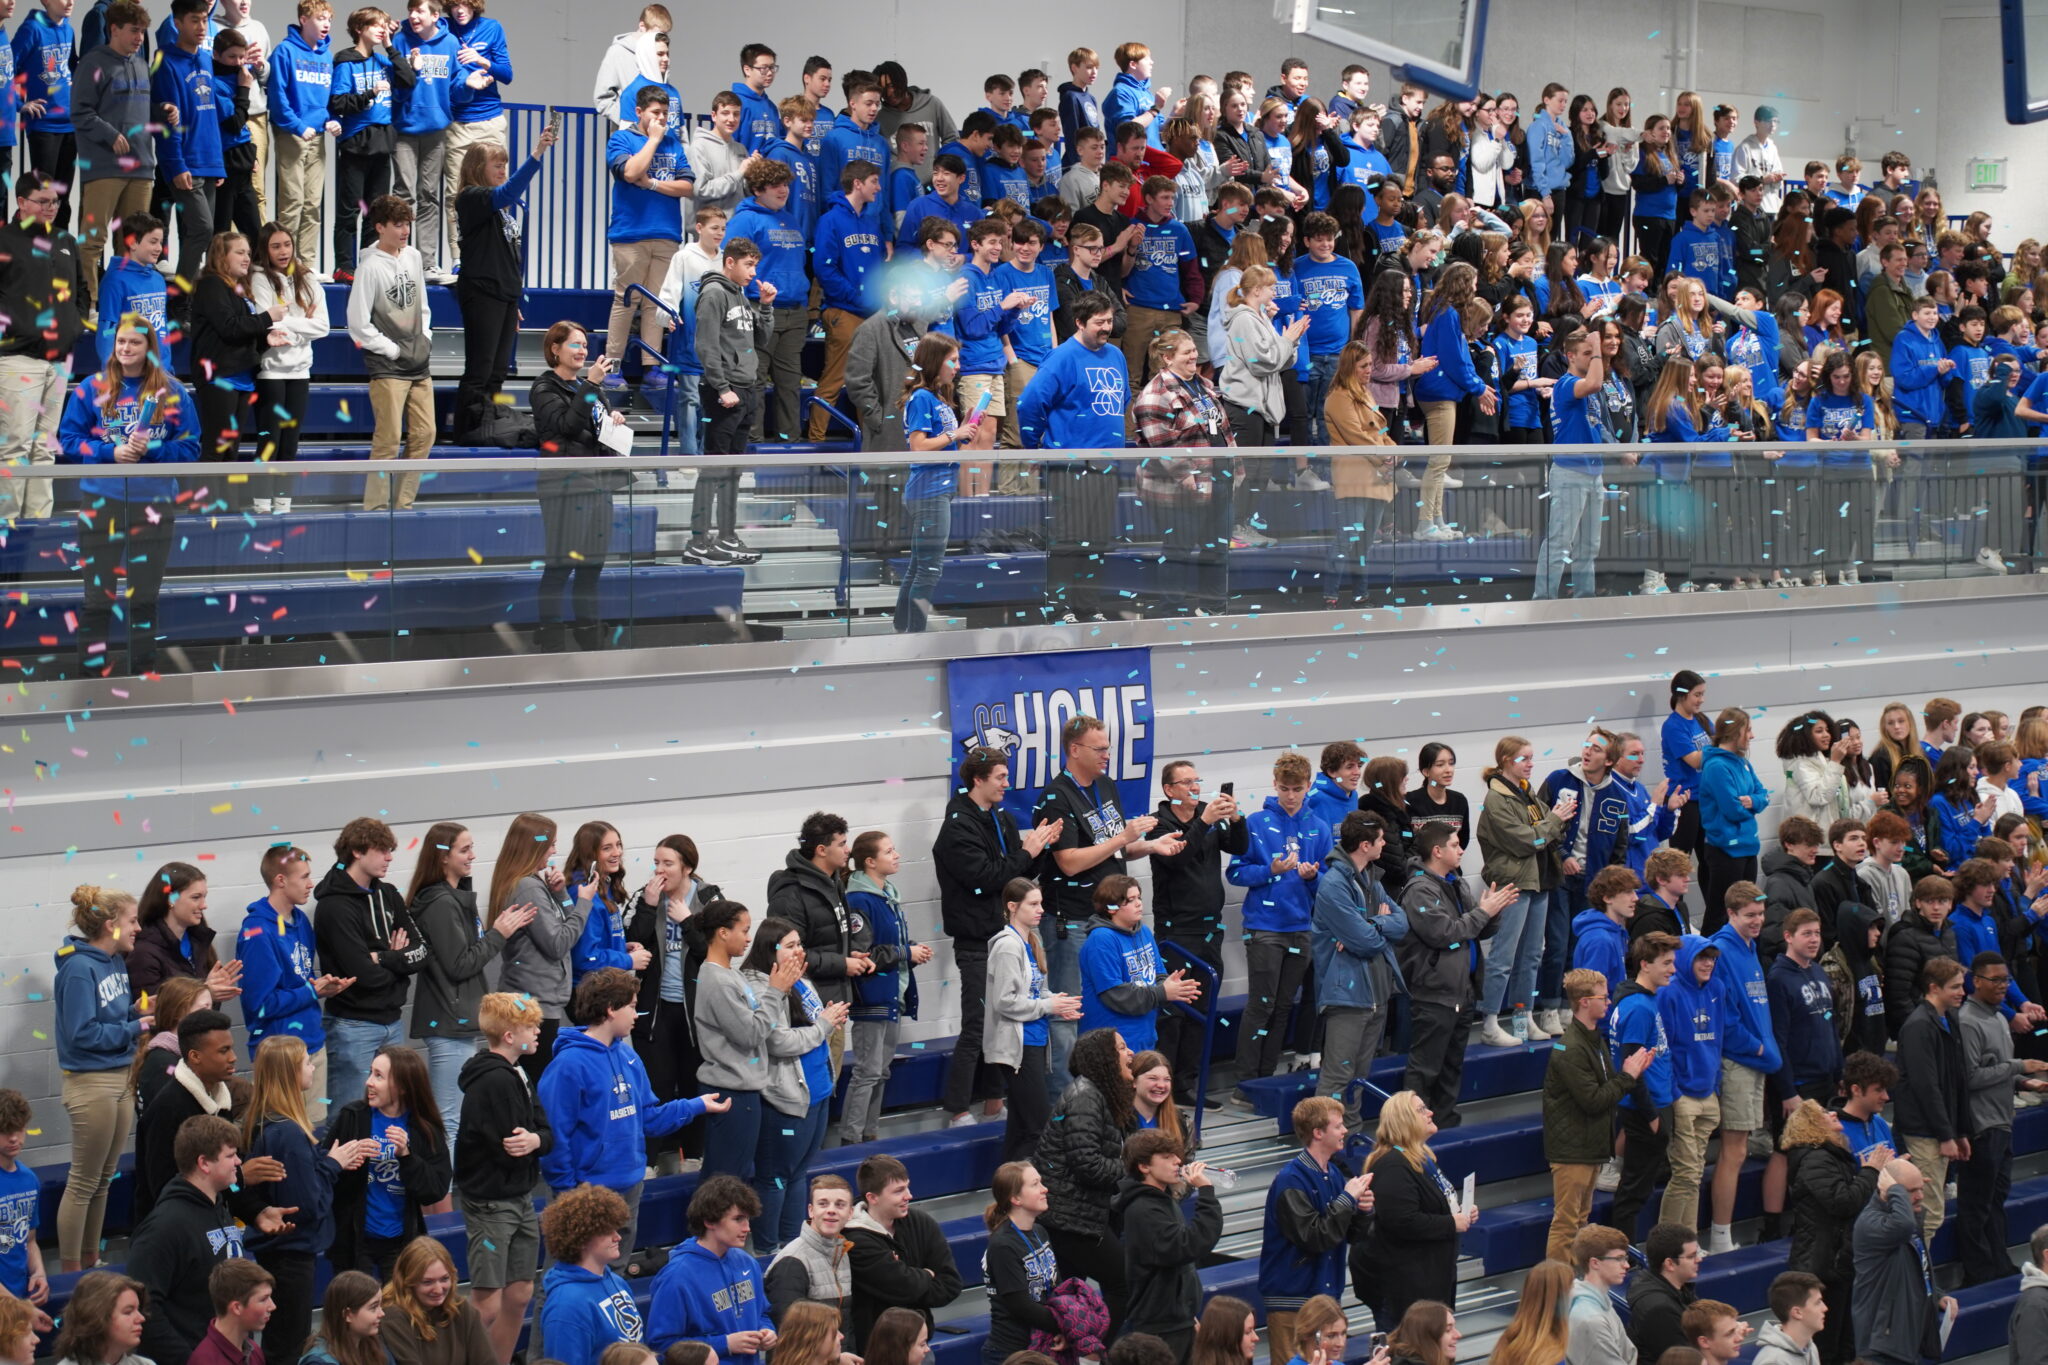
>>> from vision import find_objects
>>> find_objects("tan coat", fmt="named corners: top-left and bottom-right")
top-left (1324, 384), bottom-right (1397, 501)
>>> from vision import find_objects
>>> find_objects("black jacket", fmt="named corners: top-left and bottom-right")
top-left (1827, 900), bottom-right (1888, 1056)
top-left (408, 878), bottom-right (507, 1041)
top-left (454, 176), bottom-right (529, 303)
top-left (189, 273), bottom-right (278, 381)
top-left (126, 917), bottom-right (220, 999)
top-left (1112, 1177), bottom-right (1224, 1337)
top-left (1630, 890), bottom-right (1689, 943)
top-left (313, 863), bottom-right (428, 1025)
top-left (530, 370), bottom-right (610, 458)
top-left (1625, 1269), bottom-right (1696, 1365)
top-left (1882, 910), bottom-right (1957, 1040)
top-left (1730, 205), bottom-right (1772, 295)
top-left (765, 850), bottom-right (856, 1005)
top-left (843, 1204), bottom-right (963, 1350)
top-left (931, 792), bottom-right (1041, 943)
top-left (0, 217), bottom-right (82, 360)
top-left (1349, 1151), bottom-right (1460, 1324)
top-left (133, 1073), bottom-right (266, 1226)
top-left (326, 1096), bottom-right (453, 1274)
top-left (625, 874), bottom-right (720, 1042)
top-left (1052, 262), bottom-right (1126, 340)
top-left (1036, 1076), bottom-right (1129, 1241)
top-left (1786, 1138), bottom-right (1877, 1284)
top-left (128, 1176), bottom-right (245, 1365)
top-left (1358, 791), bottom-right (1414, 894)
top-left (1759, 849), bottom-right (1818, 961)
top-left (1147, 798), bottom-right (1249, 944)
top-left (1811, 860), bottom-right (1868, 951)
top-left (1213, 120), bottom-right (1268, 190)
top-left (453, 1048), bottom-right (553, 1201)
top-left (1894, 999), bottom-right (1968, 1143)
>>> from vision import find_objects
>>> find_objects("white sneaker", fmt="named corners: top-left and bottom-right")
top-left (1293, 468), bottom-right (1332, 491)
top-left (1521, 1009), bottom-right (1555, 1041)
top-left (1441, 473), bottom-right (1466, 488)
top-left (1808, 569), bottom-right (1829, 587)
top-left (1640, 570), bottom-right (1669, 595)
top-left (1539, 1008), bottom-right (1569, 1036)
top-left (1677, 580), bottom-right (1699, 593)
top-left (948, 1112), bottom-right (980, 1128)
top-left (1976, 546), bottom-right (2011, 574)
top-left (1839, 566), bottom-right (1862, 586)
top-left (1703, 580), bottom-right (1724, 592)
top-left (1707, 1227), bottom-right (1737, 1255)
top-left (1424, 523), bottom-right (1462, 542)
top-left (1595, 1157), bottom-right (1622, 1192)
top-left (250, 498), bottom-right (272, 513)
top-left (1478, 1016), bottom-right (1520, 1049)
top-left (273, 497), bottom-right (293, 514)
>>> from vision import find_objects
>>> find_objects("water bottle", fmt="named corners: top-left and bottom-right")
top-left (1207, 1166), bottom-right (1240, 1191)
top-left (1511, 1008), bottom-right (1529, 1044)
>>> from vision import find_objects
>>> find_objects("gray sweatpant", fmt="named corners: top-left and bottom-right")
top-left (1316, 1003), bottom-right (1389, 1125)
top-left (841, 1016), bottom-right (902, 1144)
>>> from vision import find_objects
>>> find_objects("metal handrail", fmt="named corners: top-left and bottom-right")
top-left (1158, 940), bottom-right (1224, 1143)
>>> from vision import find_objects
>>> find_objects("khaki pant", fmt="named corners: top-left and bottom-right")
top-left (78, 177), bottom-right (152, 303)
top-left (275, 129), bottom-right (327, 269)
top-left (1660, 1092), bottom-right (1721, 1233)
top-left (1548, 1160), bottom-right (1601, 1263)
top-left (0, 354), bottom-right (66, 519)
top-left (443, 115), bottom-right (508, 264)
top-left (1420, 399), bottom-right (1458, 527)
top-left (997, 358), bottom-right (1038, 459)
top-left (59, 1068), bottom-right (134, 1265)
top-left (606, 238), bottom-right (680, 366)
top-left (247, 112), bottom-right (271, 223)
top-left (363, 375), bottom-right (435, 510)
top-left (1903, 1133), bottom-right (1949, 1244)
top-left (805, 306), bottom-right (863, 440)
top-left (1265, 1308), bottom-right (1298, 1365)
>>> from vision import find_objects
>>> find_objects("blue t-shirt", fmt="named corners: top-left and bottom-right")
top-left (1661, 710), bottom-right (1712, 794)
top-left (1550, 372), bottom-right (1607, 474)
top-left (364, 1110), bottom-right (411, 1239)
top-left (1371, 219), bottom-right (1406, 252)
top-left (1805, 391), bottom-right (1876, 467)
top-left (1292, 253), bottom-right (1362, 357)
top-left (605, 126), bottom-right (690, 244)
top-left (902, 388), bottom-right (960, 502)
top-left (1010, 925), bottom-right (1051, 1048)
top-left (0, 1160), bottom-right (36, 1298)
top-left (1125, 217), bottom-right (1196, 312)
top-left (1494, 333), bottom-right (1542, 431)
top-left (995, 262), bottom-right (1057, 366)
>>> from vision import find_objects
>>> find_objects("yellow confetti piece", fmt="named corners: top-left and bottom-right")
top-left (467, 548), bottom-right (482, 564)
top-left (209, 802), bottom-right (233, 814)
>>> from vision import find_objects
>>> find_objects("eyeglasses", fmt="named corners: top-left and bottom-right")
top-left (1079, 743), bottom-right (1111, 755)
top-left (1597, 1253), bottom-right (1632, 1264)
top-left (749, 62), bottom-right (780, 74)
top-left (1980, 974), bottom-right (2013, 986)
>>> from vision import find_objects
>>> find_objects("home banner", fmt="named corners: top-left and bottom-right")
top-left (946, 647), bottom-right (1155, 824)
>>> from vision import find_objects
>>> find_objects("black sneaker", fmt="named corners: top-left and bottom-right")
top-left (680, 537), bottom-right (737, 565)
top-left (714, 534), bottom-right (763, 564)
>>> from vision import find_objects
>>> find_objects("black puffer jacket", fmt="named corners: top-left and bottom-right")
top-left (1035, 1077), bottom-right (1129, 1241)
top-left (1358, 791), bottom-right (1413, 894)
top-left (765, 850), bottom-right (855, 1006)
top-left (1881, 908), bottom-right (1956, 1040)
top-left (1349, 1150), bottom-right (1460, 1326)
top-left (1786, 1134), bottom-right (1877, 1285)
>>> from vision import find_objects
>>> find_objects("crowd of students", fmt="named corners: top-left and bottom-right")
top-left (21, 681), bottom-right (2048, 1365)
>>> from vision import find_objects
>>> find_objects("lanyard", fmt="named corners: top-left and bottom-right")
top-left (991, 807), bottom-right (1007, 855)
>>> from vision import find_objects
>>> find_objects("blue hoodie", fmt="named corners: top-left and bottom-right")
top-left (648, 1238), bottom-right (769, 1360)
top-left (267, 22), bottom-right (333, 137)
top-left (541, 1262), bottom-right (644, 1365)
top-left (1527, 109), bottom-right (1570, 195)
top-left (1669, 222), bottom-right (1733, 297)
top-left (12, 9), bottom-right (74, 134)
top-left (1016, 335), bottom-right (1127, 451)
top-left (817, 113), bottom-right (892, 224)
top-left (1611, 980), bottom-right (1674, 1110)
top-left (724, 193), bottom-right (808, 311)
top-left (95, 256), bottom-right (171, 366)
top-left (1657, 935), bottom-right (1724, 1100)
top-left (1078, 915), bottom-right (1165, 1049)
top-left (763, 137), bottom-right (821, 238)
top-left (1414, 307), bottom-right (1484, 402)
top-left (536, 1025), bottom-right (707, 1191)
top-left (893, 186), bottom-right (980, 252)
top-left (1101, 71), bottom-right (1158, 138)
top-left (55, 372), bottom-right (200, 502)
top-left (236, 895), bottom-right (325, 1057)
top-left (244, 1112), bottom-right (341, 1256)
top-left (52, 936), bottom-right (139, 1071)
top-left (1569, 909), bottom-right (1629, 994)
top-left (1709, 922), bottom-right (1781, 1076)
top-left (1227, 796), bottom-right (1336, 933)
top-left (1611, 775), bottom-right (1676, 878)
top-left (731, 80), bottom-right (779, 153)
top-left (444, 12), bottom-right (509, 122)
top-left (952, 260), bottom-right (1017, 376)
top-left (0, 26), bottom-right (20, 149)
top-left (569, 879), bottom-right (633, 983)
top-left (1696, 744), bottom-right (1769, 857)
top-left (1890, 323), bottom-right (1948, 426)
top-left (327, 45), bottom-right (392, 143)
top-left (152, 41), bottom-right (225, 178)
top-left (390, 18), bottom-right (459, 134)
top-left (1765, 950), bottom-right (1840, 1092)
top-left (1305, 772), bottom-right (1359, 832)
top-left (1057, 80), bottom-right (1102, 167)
top-left (814, 191), bottom-right (885, 315)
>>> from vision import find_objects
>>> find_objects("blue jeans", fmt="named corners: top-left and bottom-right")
top-left (755, 1097), bottom-right (830, 1252)
top-left (701, 1089), bottom-right (762, 1182)
top-left (1480, 888), bottom-right (1552, 1017)
top-left (1534, 464), bottom-right (1603, 599)
top-left (1304, 353), bottom-right (1340, 445)
top-left (894, 494), bottom-right (952, 633)
top-left (1536, 875), bottom-right (1582, 1011)
top-left (1325, 495), bottom-right (1388, 599)
top-left (421, 1035), bottom-right (478, 1161)
top-left (673, 376), bottom-right (702, 455)
top-left (1046, 922), bottom-right (1085, 1100)
top-left (325, 1017), bottom-right (406, 1114)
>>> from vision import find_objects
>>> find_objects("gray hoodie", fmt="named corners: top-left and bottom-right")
top-left (1219, 301), bottom-right (1294, 421)
top-left (71, 43), bottom-right (156, 181)
top-left (741, 966), bottom-right (830, 1118)
top-left (1565, 1278), bottom-right (1632, 1365)
top-left (696, 270), bottom-right (774, 394)
top-left (592, 29), bottom-right (660, 125)
top-left (844, 311), bottom-right (922, 451)
top-left (877, 86), bottom-right (958, 144)
top-left (494, 873), bottom-right (588, 1021)
top-left (2012, 1259), bottom-right (2048, 1365)
top-left (694, 959), bottom-right (774, 1094)
top-left (1750, 1322), bottom-right (1820, 1365)
top-left (1959, 994), bottom-right (2027, 1135)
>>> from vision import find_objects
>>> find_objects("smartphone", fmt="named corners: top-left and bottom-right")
top-left (1370, 1335), bottom-right (1389, 1353)
top-left (1220, 781), bottom-right (1235, 797)
top-left (546, 106), bottom-right (563, 138)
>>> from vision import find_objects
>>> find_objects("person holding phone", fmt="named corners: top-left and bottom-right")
top-left (1475, 736), bottom-right (1577, 1048)
top-left (529, 320), bottom-right (633, 652)
top-left (894, 332), bottom-right (977, 634)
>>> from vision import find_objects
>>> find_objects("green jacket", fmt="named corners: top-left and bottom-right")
top-left (1476, 776), bottom-right (1566, 891)
top-left (1541, 1016), bottom-right (1638, 1164)
top-left (1865, 276), bottom-right (1915, 370)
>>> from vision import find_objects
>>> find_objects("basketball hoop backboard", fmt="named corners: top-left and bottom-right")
top-left (1276, 0), bottom-right (1490, 101)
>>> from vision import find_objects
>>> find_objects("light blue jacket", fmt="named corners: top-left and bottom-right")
top-left (1310, 851), bottom-right (1408, 1010)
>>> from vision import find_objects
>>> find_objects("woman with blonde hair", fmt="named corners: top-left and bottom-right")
top-left (53, 885), bottom-right (147, 1271)
top-left (490, 813), bottom-right (586, 1081)
top-left (1782, 1099), bottom-right (1877, 1365)
top-left (1642, 355), bottom-right (1708, 594)
top-left (1219, 265), bottom-right (1309, 447)
top-left (453, 123), bottom-right (559, 441)
top-left (1206, 230), bottom-right (1269, 373)
top-left (1351, 1091), bottom-right (1476, 1329)
top-left (1872, 702), bottom-right (1923, 791)
top-left (1486, 1261), bottom-right (1572, 1365)
top-left (1278, 1296), bottom-right (1350, 1365)
top-left (1323, 338), bottom-right (1397, 606)
top-left (1475, 736), bottom-right (1575, 1042)
top-left (246, 1034), bottom-right (365, 1357)
top-left (381, 1236), bottom-right (494, 1365)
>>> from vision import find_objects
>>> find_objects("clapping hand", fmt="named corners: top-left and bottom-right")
top-left (1162, 968), bottom-right (1202, 1003)
top-left (1022, 818), bottom-right (1063, 855)
top-left (1479, 881), bottom-right (1518, 915)
top-left (311, 973), bottom-right (357, 998)
top-left (496, 902), bottom-right (539, 936)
